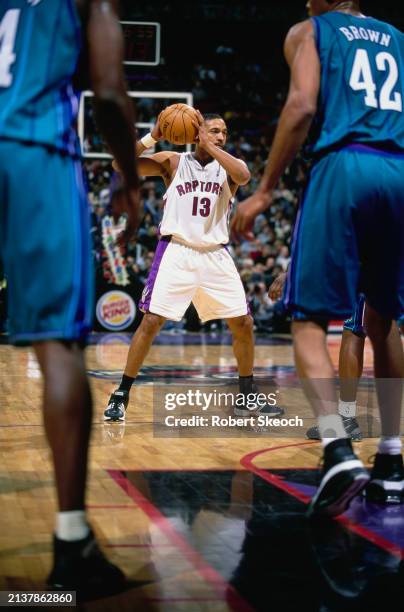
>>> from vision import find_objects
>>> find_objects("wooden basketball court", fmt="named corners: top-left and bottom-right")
top-left (1, 331), bottom-right (403, 610)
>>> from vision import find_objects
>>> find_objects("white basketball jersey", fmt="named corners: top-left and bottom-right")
top-left (159, 153), bottom-right (233, 247)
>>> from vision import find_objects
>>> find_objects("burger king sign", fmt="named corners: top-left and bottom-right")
top-left (96, 291), bottom-right (136, 331)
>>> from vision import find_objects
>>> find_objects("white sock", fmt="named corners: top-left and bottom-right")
top-left (378, 436), bottom-right (402, 456)
top-left (56, 511), bottom-right (90, 542)
top-left (338, 400), bottom-right (357, 418)
top-left (318, 414), bottom-right (348, 448)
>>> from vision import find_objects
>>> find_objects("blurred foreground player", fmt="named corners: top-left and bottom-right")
top-left (232, 0), bottom-right (404, 515)
top-left (306, 295), bottom-right (366, 441)
top-left (270, 275), bottom-right (364, 441)
top-left (0, 0), bottom-right (139, 596)
top-left (105, 111), bottom-right (283, 422)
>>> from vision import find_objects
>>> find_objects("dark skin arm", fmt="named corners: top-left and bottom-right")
top-left (268, 272), bottom-right (287, 301)
top-left (76, 0), bottom-right (140, 240)
top-left (112, 118), bottom-right (180, 188)
top-left (231, 20), bottom-right (320, 237)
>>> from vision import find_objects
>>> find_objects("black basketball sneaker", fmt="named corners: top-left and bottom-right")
top-left (365, 453), bottom-right (404, 505)
top-left (48, 529), bottom-right (127, 600)
top-left (307, 438), bottom-right (369, 518)
top-left (104, 389), bottom-right (129, 422)
top-left (234, 385), bottom-right (285, 418)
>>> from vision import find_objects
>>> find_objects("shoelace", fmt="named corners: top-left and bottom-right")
top-left (108, 399), bottom-right (125, 412)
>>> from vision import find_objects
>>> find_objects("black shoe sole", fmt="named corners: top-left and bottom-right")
top-left (307, 472), bottom-right (370, 518)
top-left (103, 414), bottom-right (125, 422)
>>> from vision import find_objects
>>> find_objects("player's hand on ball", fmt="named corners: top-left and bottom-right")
top-left (268, 272), bottom-right (287, 301)
top-left (231, 191), bottom-right (272, 240)
top-left (152, 112), bottom-right (164, 141)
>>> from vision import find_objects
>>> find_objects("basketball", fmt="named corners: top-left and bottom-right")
top-left (159, 103), bottom-right (199, 145)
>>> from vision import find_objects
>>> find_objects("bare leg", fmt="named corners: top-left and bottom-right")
top-left (339, 329), bottom-right (365, 403)
top-left (292, 320), bottom-right (338, 417)
top-left (365, 305), bottom-right (404, 438)
top-left (37, 340), bottom-right (128, 592)
top-left (34, 341), bottom-right (91, 511)
top-left (227, 314), bottom-right (284, 416)
top-left (364, 305), bottom-right (404, 505)
top-left (226, 314), bottom-right (254, 376)
top-left (294, 321), bottom-right (369, 517)
top-left (104, 313), bottom-right (167, 420)
top-left (124, 313), bottom-right (166, 377)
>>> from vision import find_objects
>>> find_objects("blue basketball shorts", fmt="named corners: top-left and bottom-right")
top-left (284, 146), bottom-right (404, 320)
top-left (0, 141), bottom-right (94, 345)
top-left (343, 293), bottom-right (366, 337)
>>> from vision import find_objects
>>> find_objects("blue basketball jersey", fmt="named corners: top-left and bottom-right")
top-left (309, 12), bottom-right (404, 156)
top-left (0, 0), bottom-right (82, 156)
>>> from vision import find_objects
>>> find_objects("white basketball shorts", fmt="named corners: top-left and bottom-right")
top-left (138, 237), bottom-right (249, 322)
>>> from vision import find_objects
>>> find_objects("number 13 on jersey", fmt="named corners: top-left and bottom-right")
top-left (192, 196), bottom-right (211, 218)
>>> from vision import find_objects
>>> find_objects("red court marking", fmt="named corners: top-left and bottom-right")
top-left (241, 443), bottom-right (404, 560)
top-left (108, 469), bottom-right (254, 612)
top-left (240, 441), bottom-right (317, 504)
top-left (337, 515), bottom-right (404, 560)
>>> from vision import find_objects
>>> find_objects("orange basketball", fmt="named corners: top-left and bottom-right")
top-left (159, 103), bottom-right (199, 145)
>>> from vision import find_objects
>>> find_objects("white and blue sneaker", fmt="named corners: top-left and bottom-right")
top-left (103, 389), bottom-right (129, 422)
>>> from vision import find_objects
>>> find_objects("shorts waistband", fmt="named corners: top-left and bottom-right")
top-left (342, 144), bottom-right (404, 158)
top-left (313, 143), bottom-right (404, 161)
top-left (170, 236), bottom-right (224, 253)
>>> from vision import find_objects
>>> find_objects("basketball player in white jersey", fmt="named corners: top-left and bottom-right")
top-left (104, 111), bottom-right (284, 421)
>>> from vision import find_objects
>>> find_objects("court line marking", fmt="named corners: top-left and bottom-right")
top-left (108, 469), bottom-right (254, 612)
top-left (240, 443), bottom-right (404, 560)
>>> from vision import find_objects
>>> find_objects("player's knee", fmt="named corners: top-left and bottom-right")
top-left (229, 314), bottom-right (254, 337)
top-left (366, 316), bottom-right (394, 343)
top-left (34, 340), bottom-right (85, 380)
top-left (364, 303), bottom-right (394, 343)
top-left (292, 318), bottom-right (328, 335)
top-left (141, 313), bottom-right (165, 337)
